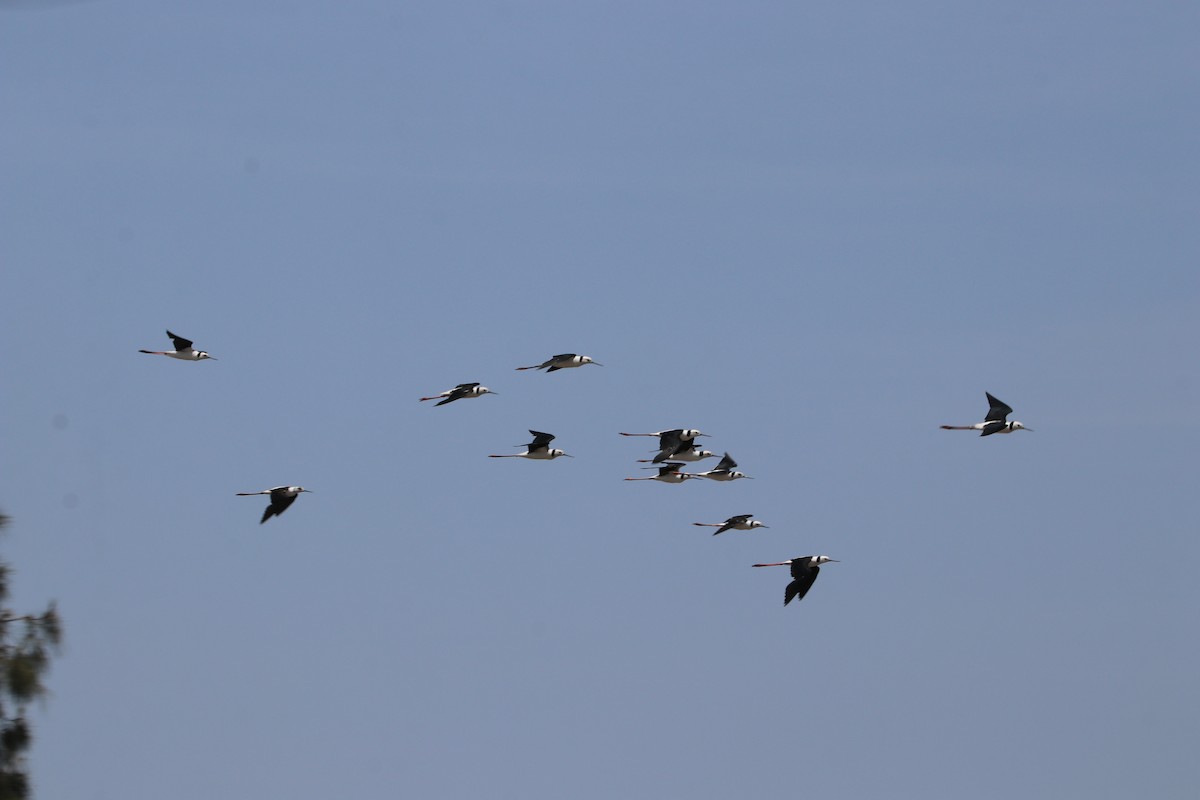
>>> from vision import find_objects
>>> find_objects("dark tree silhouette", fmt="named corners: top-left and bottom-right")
top-left (0, 513), bottom-right (61, 800)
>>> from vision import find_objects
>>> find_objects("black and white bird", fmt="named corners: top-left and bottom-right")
top-left (419, 383), bottom-right (496, 406)
top-left (624, 462), bottom-right (700, 483)
top-left (940, 392), bottom-right (1032, 436)
top-left (619, 429), bottom-right (709, 463)
top-left (138, 330), bottom-right (216, 361)
top-left (752, 556), bottom-right (839, 605)
top-left (236, 486), bottom-right (312, 524)
top-left (489, 430), bottom-right (572, 460)
top-left (692, 514), bottom-right (768, 535)
top-left (515, 354), bottom-right (602, 372)
top-left (693, 452), bottom-right (751, 481)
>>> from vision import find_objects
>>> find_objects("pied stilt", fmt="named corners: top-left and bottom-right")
top-left (752, 556), bottom-right (839, 605)
top-left (138, 330), bottom-right (216, 361)
top-left (236, 486), bottom-right (312, 524)
top-left (692, 514), bottom-right (768, 535)
top-left (489, 430), bottom-right (573, 460)
top-left (692, 452), bottom-right (751, 481)
top-left (419, 382), bottom-right (496, 406)
top-left (515, 354), bottom-right (602, 372)
top-left (940, 392), bottom-right (1032, 436)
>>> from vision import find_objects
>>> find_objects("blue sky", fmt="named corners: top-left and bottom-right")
top-left (2, 1), bottom-right (1198, 797)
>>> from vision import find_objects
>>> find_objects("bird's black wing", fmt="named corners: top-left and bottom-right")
top-left (984, 392), bottom-right (1013, 423)
top-left (979, 421), bottom-right (1006, 437)
top-left (651, 430), bottom-right (685, 463)
top-left (262, 492), bottom-right (297, 523)
top-left (667, 439), bottom-right (695, 458)
top-left (543, 355), bottom-right (573, 371)
top-left (658, 462), bottom-right (684, 476)
top-left (784, 567), bottom-right (819, 605)
top-left (528, 430), bottom-right (555, 449)
top-left (714, 452), bottom-right (737, 472)
top-left (715, 515), bottom-right (749, 535)
top-left (437, 384), bottom-right (475, 405)
top-left (657, 430), bottom-right (684, 448)
top-left (167, 330), bottom-right (194, 350)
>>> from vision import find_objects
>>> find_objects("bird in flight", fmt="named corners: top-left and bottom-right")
top-left (419, 383), bottom-right (496, 406)
top-left (515, 354), bottom-right (602, 372)
top-left (489, 430), bottom-right (573, 460)
top-left (940, 392), bottom-right (1031, 436)
top-left (692, 514), bottom-right (768, 535)
top-left (138, 330), bottom-right (216, 361)
top-left (752, 556), bottom-right (839, 605)
top-left (692, 452), bottom-right (751, 481)
top-left (236, 486), bottom-right (312, 524)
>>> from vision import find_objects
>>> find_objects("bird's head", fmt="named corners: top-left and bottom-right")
top-left (1012, 421), bottom-right (1031, 431)
top-left (580, 356), bottom-right (602, 366)
top-left (681, 429), bottom-right (707, 439)
top-left (749, 520), bottom-right (768, 529)
top-left (550, 449), bottom-right (573, 458)
top-left (814, 556), bottom-right (838, 565)
top-left (197, 351), bottom-right (215, 360)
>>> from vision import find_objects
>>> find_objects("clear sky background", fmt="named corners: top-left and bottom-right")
top-left (2, 1), bottom-right (1198, 798)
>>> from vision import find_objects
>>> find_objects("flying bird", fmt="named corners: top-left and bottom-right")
top-left (940, 392), bottom-right (1032, 436)
top-left (419, 383), bottom-right (496, 406)
top-left (236, 486), bottom-right (312, 524)
top-left (752, 556), bottom-right (839, 605)
top-left (624, 462), bottom-right (700, 483)
top-left (489, 430), bottom-right (573, 460)
top-left (619, 429), bottom-right (709, 463)
top-left (515, 354), bottom-right (602, 372)
top-left (693, 514), bottom-right (768, 535)
top-left (693, 452), bottom-right (751, 481)
top-left (138, 330), bottom-right (216, 361)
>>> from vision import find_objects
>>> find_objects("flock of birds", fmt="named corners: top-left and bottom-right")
top-left (139, 330), bottom-right (1032, 607)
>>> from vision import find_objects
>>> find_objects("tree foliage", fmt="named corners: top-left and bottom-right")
top-left (0, 513), bottom-right (61, 800)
